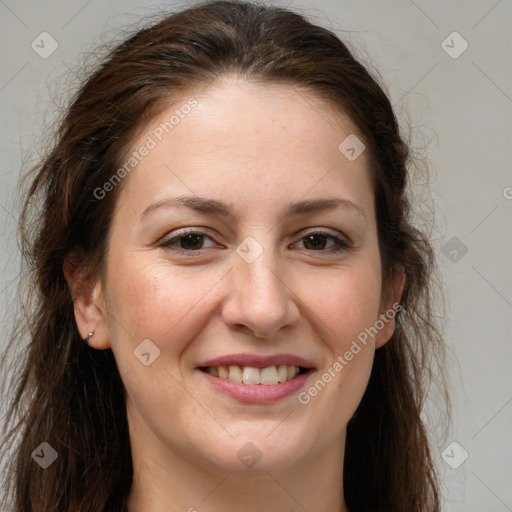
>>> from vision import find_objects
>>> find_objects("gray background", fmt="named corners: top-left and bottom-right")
top-left (1, 0), bottom-right (511, 510)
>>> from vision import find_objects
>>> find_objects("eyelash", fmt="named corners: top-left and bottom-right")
top-left (159, 228), bottom-right (351, 256)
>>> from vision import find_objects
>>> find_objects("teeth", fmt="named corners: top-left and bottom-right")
top-left (243, 366), bottom-right (261, 385)
top-left (277, 365), bottom-right (288, 383)
top-left (287, 365), bottom-right (297, 380)
top-left (206, 364), bottom-right (303, 385)
top-left (261, 366), bottom-right (278, 385)
top-left (218, 365), bottom-right (228, 379)
top-left (228, 365), bottom-right (243, 383)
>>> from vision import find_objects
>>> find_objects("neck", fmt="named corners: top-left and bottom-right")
top-left (125, 407), bottom-right (349, 512)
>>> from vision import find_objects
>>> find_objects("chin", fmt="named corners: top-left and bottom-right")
top-left (203, 429), bottom-right (313, 472)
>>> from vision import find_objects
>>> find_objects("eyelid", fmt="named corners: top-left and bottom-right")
top-left (293, 229), bottom-right (350, 252)
top-left (300, 227), bottom-right (344, 239)
top-left (159, 227), bottom-right (218, 251)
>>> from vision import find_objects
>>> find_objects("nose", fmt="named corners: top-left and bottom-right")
top-left (221, 241), bottom-right (300, 339)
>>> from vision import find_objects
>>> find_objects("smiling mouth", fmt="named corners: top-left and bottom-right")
top-left (198, 364), bottom-right (311, 385)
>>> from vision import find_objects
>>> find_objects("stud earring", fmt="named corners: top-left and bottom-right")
top-left (84, 331), bottom-right (94, 345)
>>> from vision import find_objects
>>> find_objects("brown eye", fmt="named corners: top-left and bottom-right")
top-left (303, 233), bottom-right (328, 250)
top-left (296, 231), bottom-right (350, 253)
top-left (177, 233), bottom-right (205, 250)
top-left (159, 230), bottom-right (217, 254)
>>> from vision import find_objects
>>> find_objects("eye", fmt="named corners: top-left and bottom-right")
top-left (159, 229), bottom-right (217, 254)
top-left (294, 231), bottom-right (350, 254)
top-left (159, 228), bottom-right (351, 255)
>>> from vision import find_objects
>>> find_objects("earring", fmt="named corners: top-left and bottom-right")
top-left (84, 331), bottom-right (94, 345)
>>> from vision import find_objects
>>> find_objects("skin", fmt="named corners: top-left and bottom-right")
top-left (66, 76), bottom-right (404, 512)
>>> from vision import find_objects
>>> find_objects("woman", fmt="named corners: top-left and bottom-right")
top-left (0, 1), bottom-right (449, 510)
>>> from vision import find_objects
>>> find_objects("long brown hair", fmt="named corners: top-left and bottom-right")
top-left (0, 1), bottom-right (449, 510)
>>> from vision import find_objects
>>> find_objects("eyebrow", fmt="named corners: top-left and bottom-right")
top-left (139, 195), bottom-right (367, 222)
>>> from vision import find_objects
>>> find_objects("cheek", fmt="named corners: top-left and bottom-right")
top-left (293, 262), bottom-right (381, 417)
top-left (103, 257), bottom-right (219, 435)
top-left (297, 261), bottom-right (382, 344)
top-left (104, 255), bottom-right (223, 367)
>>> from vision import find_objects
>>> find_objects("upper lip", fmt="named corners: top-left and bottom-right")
top-left (197, 353), bottom-right (316, 369)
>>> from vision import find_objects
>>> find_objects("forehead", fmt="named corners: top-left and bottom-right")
top-left (115, 77), bottom-right (374, 220)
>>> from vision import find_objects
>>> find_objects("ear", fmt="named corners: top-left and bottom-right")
top-left (375, 265), bottom-right (405, 349)
top-left (63, 255), bottom-right (111, 350)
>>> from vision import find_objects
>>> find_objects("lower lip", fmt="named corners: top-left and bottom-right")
top-left (199, 369), bottom-right (314, 404)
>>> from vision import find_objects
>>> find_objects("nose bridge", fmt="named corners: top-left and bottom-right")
top-left (240, 242), bottom-right (282, 301)
top-left (222, 233), bottom-right (298, 338)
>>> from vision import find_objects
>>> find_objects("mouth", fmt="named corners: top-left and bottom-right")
top-left (196, 353), bottom-right (316, 404)
top-left (198, 364), bottom-right (311, 385)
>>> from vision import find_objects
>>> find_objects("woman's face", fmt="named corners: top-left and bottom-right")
top-left (86, 77), bottom-right (401, 473)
